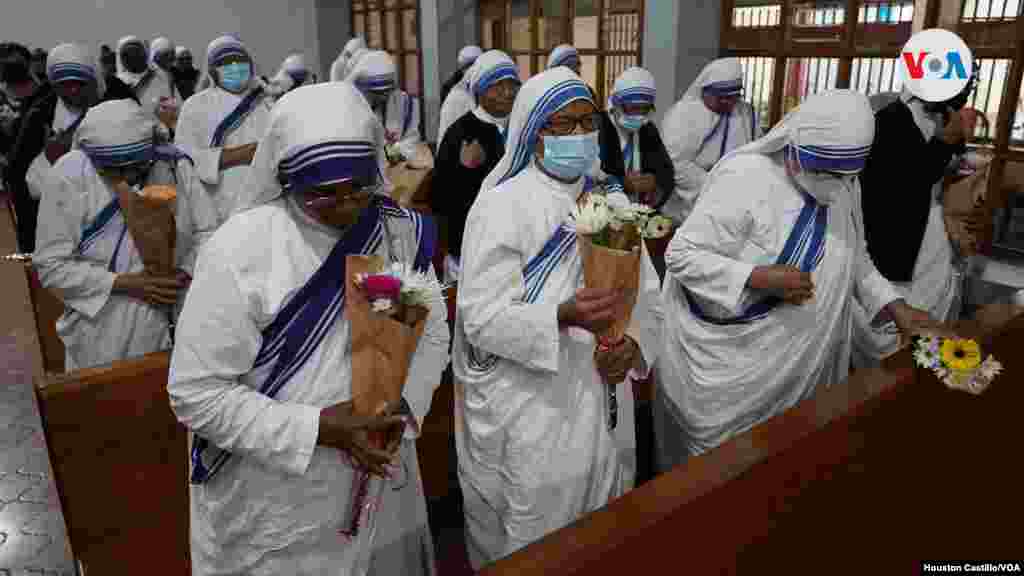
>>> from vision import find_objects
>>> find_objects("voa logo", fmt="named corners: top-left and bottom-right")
top-left (900, 28), bottom-right (974, 102)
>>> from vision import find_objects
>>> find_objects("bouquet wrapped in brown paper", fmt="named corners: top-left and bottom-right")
top-left (943, 154), bottom-right (992, 258)
top-left (346, 255), bottom-right (438, 437)
top-left (341, 255), bottom-right (442, 538)
top-left (386, 143), bottom-right (435, 207)
top-left (117, 184), bottom-right (177, 275)
top-left (572, 191), bottom-right (673, 347)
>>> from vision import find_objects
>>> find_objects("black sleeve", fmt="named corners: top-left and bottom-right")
top-left (598, 112), bottom-right (625, 181)
top-left (102, 77), bottom-right (141, 105)
top-left (640, 124), bottom-right (676, 210)
top-left (8, 96), bottom-right (53, 186)
top-left (430, 118), bottom-right (462, 217)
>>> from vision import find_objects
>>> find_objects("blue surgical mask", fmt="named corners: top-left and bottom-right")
top-left (218, 62), bottom-right (251, 93)
top-left (619, 113), bottom-right (648, 132)
top-left (538, 132), bottom-right (600, 182)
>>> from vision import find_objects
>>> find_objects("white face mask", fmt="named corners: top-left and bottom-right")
top-left (786, 147), bottom-right (858, 205)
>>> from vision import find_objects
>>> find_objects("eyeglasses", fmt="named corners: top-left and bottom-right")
top-left (542, 113), bottom-right (600, 136)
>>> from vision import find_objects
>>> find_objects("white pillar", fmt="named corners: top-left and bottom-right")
top-left (422, 0), bottom-right (480, 143)
top-left (643, 0), bottom-right (722, 125)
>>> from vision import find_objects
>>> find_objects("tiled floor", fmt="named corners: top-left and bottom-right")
top-left (1, 198), bottom-right (75, 574)
top-left (0, 376), bottom-right (76, 574)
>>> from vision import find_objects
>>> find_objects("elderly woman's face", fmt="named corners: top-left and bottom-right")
top-left (300, 180), bottom-right (375, 229)
top-left (703, 93), bottom-right (739, 115)
top-left (54, 79), bottom-right (98, 110)
top-left (534, 99), bottom-right (600, 157)
top-left (480, 78), bottom-right (519, 119)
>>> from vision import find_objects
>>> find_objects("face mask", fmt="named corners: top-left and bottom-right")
top-left (787, 147), bottom-right (858, 204)
top-left (538, 132), bottom-right (600, 182)
top-left (619, 113), bottom-right (647, 132)
top-left (218, 62), bottom-right (251, 93)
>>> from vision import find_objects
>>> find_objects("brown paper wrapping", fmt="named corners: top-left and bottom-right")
top-left (118, 185), bottom-right (177, 275)
top-left (346, 255), bottom-right (427, 449)
top-left (579, 235), bottom-right (641, 344)
top-left (943, 160), bottom-right (991, 257)
top-left (386, 144), bottom-right (435, 206)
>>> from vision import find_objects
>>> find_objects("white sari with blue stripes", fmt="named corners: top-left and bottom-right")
top-left (174, 83), bottom-right (273, 224)
top-left (169, 196), bottom-right (449, 576)
top-left (661, 97), bottom-right (759, 224)
top-left (452, 165), bottom-right (662, 568)
top-left (656, 152), bottom-right (899, 458)
top-left (32, 150), bottom-right (177, 370)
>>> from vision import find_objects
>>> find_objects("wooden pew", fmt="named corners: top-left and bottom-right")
top-left (482, 312), bottom-right (1024, 575)
top-left (35, 352), bottom-right (190, 576)
top-left (2, 198), bottom-right (190, 574)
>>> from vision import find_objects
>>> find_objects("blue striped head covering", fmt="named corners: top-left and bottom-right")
top-left (238, 82), bottom-right (381, 211)
top-left (684, 58), bottom-right (744, 101)
top-left (47, 43), bottom-right (98, 85)
top-left (346, 50), bottom-right (396, 94)
top-left (711, 89), bottom-right (874, 204)
top-left (609, 66), bottom-right (656, 110)
top-left (75, 99), bottom-right (156, 168)
top-left (206, 35), bottom-right (249, 69)
top-left (458, 45), bottom-right (483, 68)
top-left (466, 50), bottom-right (519, 99)
top-left (479, 67), bottom-right (594, 192)
top-left (547, 44), bottom-right (580, 70)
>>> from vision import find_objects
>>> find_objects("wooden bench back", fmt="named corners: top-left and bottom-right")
top-left (36, 352), bottom-right (190, 576)
top-left (482, 314), bottom-right (1024, 575)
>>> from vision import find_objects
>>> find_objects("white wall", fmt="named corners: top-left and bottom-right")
top-left (0, 0), bottom-right (321, 81)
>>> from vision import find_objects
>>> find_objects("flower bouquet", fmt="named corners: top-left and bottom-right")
top-left (572, 190), bottom-right (673, 348)
top-left (341, 255), bottom-right (443, 538)
top-left (913, 336), bottom-right (1003, 395)
top-left (573, 191), bottom-right (672, 431)
top-left (118, 184), bottom-right (177, 276)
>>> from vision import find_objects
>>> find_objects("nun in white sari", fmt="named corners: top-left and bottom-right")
top-left (33, 100), bottom-right (188, 371)
top-left (661, 58), bottom-right (760, 224)
top-left (453, 67), bottom-right (662, 568)
top-left (24, 43), bottom-right (106, 201)
top-left (438, 56), bottom-right (480, 147)
top-left (116, 36), bottom-right (179, 121)
top-left (330, 37), bottom-right (367, 84)
top-left (345, 51), bottom-right (422, 163)
top-left (654, 90), bottom-right (946, 469)
top-left (174, 35), bottom-right (273, 273)
top-left (267, 53), bottom-right (312, 99)
top-left (169, 82), bottom-right (448, 576)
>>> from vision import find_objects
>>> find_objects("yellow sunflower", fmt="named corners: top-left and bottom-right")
top-left (940, 338), bottom-right (982, 372)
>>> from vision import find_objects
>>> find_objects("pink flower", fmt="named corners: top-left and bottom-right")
top-left (362, 274), bottom-right (402, 301)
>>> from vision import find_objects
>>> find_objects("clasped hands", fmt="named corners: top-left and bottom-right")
top-left (318, 400), bottom-right (407, 477)
top-left (558, 287), bottom-right (644, 384)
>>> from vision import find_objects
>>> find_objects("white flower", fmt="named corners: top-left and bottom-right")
top-left (642, 215), bottom-right (674, 239)
top-left (385, 262), bottom-right (445, 308)
top-left (913, 347), bottom-right (936, 369)
top-left (371, 298), bottom-right (394, 313)
top-left (571, 199), bottom-right (611, 236)
top-left (978, 356), bottom-right (1003, 380)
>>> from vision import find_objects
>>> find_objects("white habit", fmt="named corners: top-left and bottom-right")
top-left (453, 68), bottom-right (662, 568)
top-left (169, 82), bottom-right (448, 576)
top-left (661, 58), bottom-right (759, 224)
top-left (656, 90), bottom-right (901, 460)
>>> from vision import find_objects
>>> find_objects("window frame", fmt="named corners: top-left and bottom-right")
top-left (350, 1), bottom-right (425, 107)
top-left (477, 0), bottom-right (646, 105)
top-left (722, 0), bottom-right (1024, 256)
